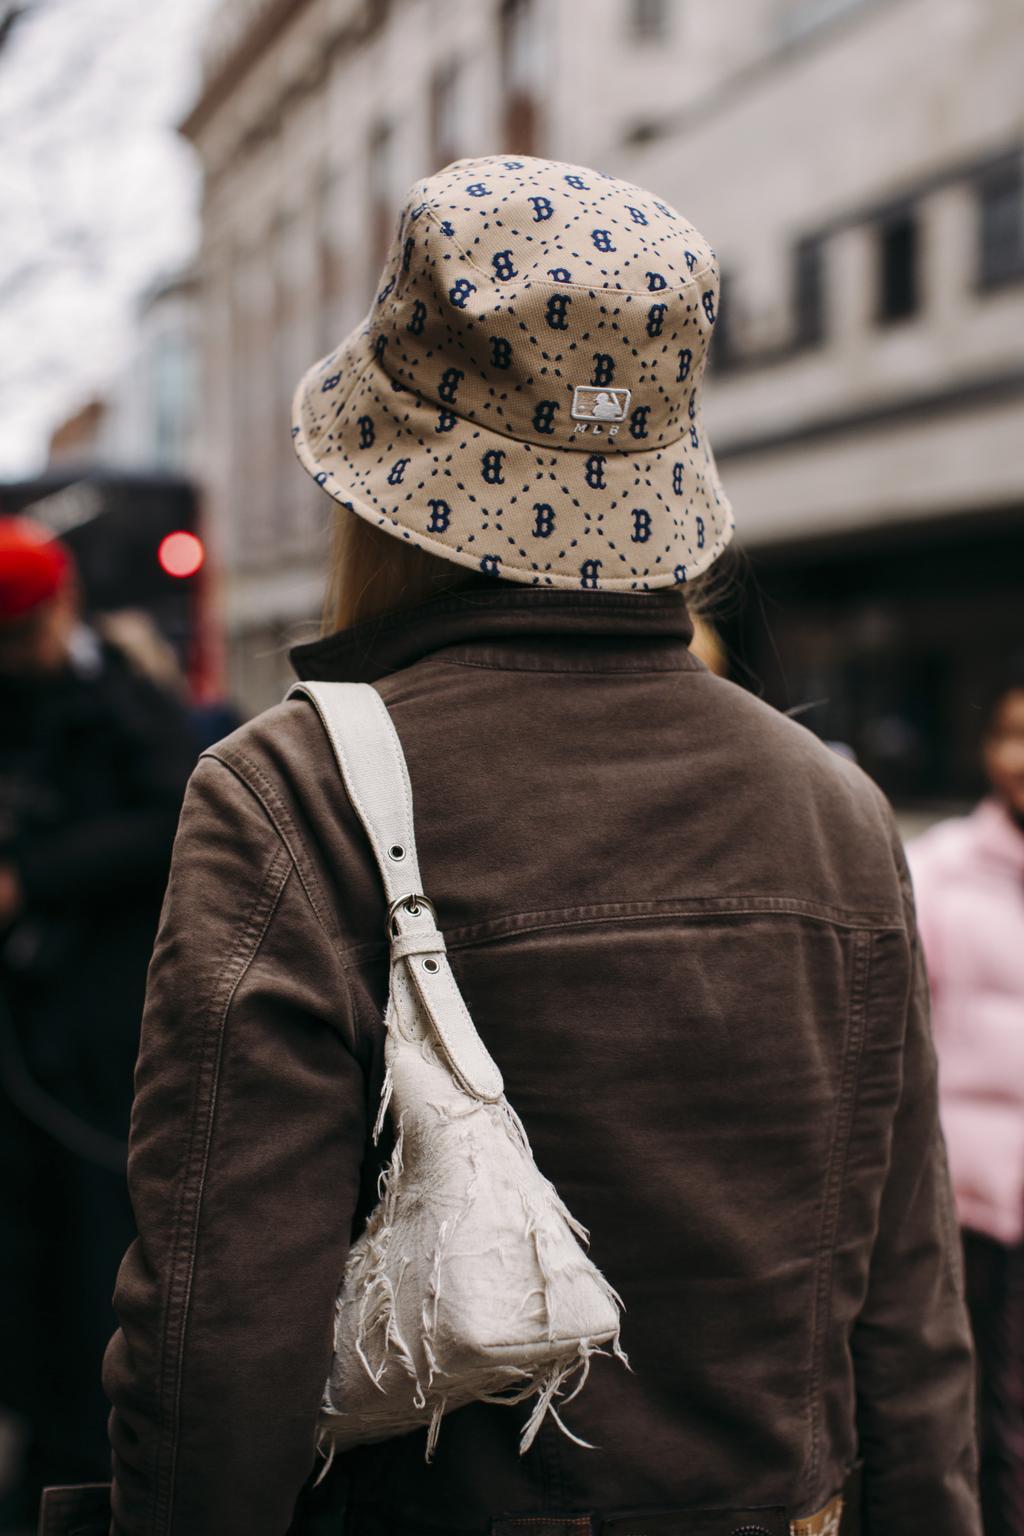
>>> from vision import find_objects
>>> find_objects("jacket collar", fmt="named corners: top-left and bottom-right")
top-left (288, 580), bottom-right (697, 684)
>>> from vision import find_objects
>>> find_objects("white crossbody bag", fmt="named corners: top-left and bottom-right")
top-left (287, 680), bottom-right (628, 1481)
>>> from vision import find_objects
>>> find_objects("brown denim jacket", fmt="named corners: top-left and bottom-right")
top-left (47, 584), bottom-right (980, 1535)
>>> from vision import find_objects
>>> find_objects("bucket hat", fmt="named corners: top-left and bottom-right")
top-left (292, 155), bottom-right (734, 591)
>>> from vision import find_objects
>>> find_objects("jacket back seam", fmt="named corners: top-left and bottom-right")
top-left (804, 926), bottom-right (872, 1500)
top-left (335, 899), bottom-right (905, 969)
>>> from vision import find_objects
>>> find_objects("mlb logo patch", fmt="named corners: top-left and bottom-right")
top-left (571, 386), bottom-right (632, 423)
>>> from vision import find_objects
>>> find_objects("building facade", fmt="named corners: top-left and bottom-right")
top-left (629, 0), bottom-right (1024, 803)
top-left (182, 0), bottom-right (1024, 805)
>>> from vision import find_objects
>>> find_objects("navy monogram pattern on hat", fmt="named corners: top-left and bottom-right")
top-left (292, 155), bottom-right (735, 590)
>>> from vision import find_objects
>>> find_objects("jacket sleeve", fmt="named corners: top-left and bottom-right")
top-left (850, 811), bottom-right (981, 1534)
top-left (99, 751), bottom-right (368, 1536)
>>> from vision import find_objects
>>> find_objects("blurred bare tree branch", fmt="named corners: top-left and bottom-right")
top-left (0, 3), bottom-right (30, 58)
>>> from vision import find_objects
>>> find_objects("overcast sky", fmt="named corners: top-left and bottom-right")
top-left (0, 0), bottom-right (218, 478)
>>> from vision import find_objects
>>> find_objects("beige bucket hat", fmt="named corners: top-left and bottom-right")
top-left (292, 155), bottom-right (734, 591)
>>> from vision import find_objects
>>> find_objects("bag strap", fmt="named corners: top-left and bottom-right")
top-left (286, 680), bottom-right (503, 1104)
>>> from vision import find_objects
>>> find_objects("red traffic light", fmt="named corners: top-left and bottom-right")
top-left (158, 530), bottom-right (204, 579)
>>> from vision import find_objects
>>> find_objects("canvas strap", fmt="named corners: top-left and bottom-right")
top-left (286, 680), bottom-right (504, 1103)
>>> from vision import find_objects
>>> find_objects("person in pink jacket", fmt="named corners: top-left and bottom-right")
top-left (908, 660), bottom-right (1024, 1536)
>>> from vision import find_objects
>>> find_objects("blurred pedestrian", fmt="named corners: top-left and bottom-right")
top-left (48, 159), bottom-right (980, 1536)
top-left (908, 658), bottom-right (1024, 1536)
top-left (94, 607), bottom-right (244, 754)
top-left (0, 517), bottom-right (196, 1531)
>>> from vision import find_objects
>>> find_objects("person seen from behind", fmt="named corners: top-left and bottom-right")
top-left (40, 157), bottom-right (982, 1536)
top-left (0, 517), bottom-right (196, 1532)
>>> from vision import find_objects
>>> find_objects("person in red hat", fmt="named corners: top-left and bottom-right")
top-left (0, 516), bottom-right (77, 677)
top-left (0, 514), bottom-right (197, 1530)
top-left (0, 517), bottom-right (72, 608)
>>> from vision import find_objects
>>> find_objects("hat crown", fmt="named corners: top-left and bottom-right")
top-left (362, 155), bottom-right (720, 454)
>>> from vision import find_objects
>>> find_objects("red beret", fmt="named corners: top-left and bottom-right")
top-left (0, 516), bottom-right (73, 626)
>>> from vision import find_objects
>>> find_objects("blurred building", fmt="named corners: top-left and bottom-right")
top-left (182, 0), bottom-right (1024, 805)
top-left (102, 273), bottom-right (202, 479)
top-left (48, 400), bottom-right (110, 467)
top-left (48, 274), bottom-right (201, 481)
top-left (631, 0), bottom-right (1024, 805)
top-left (37, 267), bottom-right (226, 699)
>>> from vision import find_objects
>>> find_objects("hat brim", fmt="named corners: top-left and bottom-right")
top-left (292, 326), bottom-right (734, 592)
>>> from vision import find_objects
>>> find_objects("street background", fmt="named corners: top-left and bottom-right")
top-left (1, 0), bottom-right (1023, 1527)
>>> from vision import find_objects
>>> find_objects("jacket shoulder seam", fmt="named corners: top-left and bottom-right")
top-left (202, 747), bottom-right (342, 950)
top-left (201, 748), bottom-right (364, 1057)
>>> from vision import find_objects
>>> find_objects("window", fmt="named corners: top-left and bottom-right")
top-left (630, 0), bottom-right (671, 40)
top-left (152, 331), bottom-right (194, 469)
top-left (230, 249), bottom-right (276, 555)
top-left (793, 235), bottom-right (825, 347)
top-left (500, 0), bottom-right (542, 155)
top-left (367, 122), bottom-right (395, 280)
top-left (317, 166), bottom-right (347, 346)
top-left (430, 59), bottom-right (462, 171)
top-left (779, 0), bottom-right (875, 45)
top-left (976, 152), bottom-right (1024, 289)
top-left (876, 208), bottom-right (918, 324)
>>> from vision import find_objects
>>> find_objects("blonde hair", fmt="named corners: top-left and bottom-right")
top-left (95, 608), bottom-right (189, 699)
top-left (321, 509), bottom-right (494, 634)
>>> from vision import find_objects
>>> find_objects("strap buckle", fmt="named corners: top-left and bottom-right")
top-left (386, 892), bottom-right (438, 941)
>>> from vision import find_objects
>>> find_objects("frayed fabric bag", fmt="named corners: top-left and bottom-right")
top-left (288, 680), bottom-right (628, 1480)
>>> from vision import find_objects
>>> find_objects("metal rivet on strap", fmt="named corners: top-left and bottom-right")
top-left (423, 957), bottom-right (440, 973)
top-left (387, 843), bottom-right (406, 861)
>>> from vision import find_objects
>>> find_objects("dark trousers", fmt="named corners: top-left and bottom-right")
top-left (0, 1096), bottom-right (134, 1530)
top-left (963, 1227), bottom-right (1024, 1536)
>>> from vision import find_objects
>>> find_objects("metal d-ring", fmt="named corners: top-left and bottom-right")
top-left (386, 891), bottom-right (438, 941)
